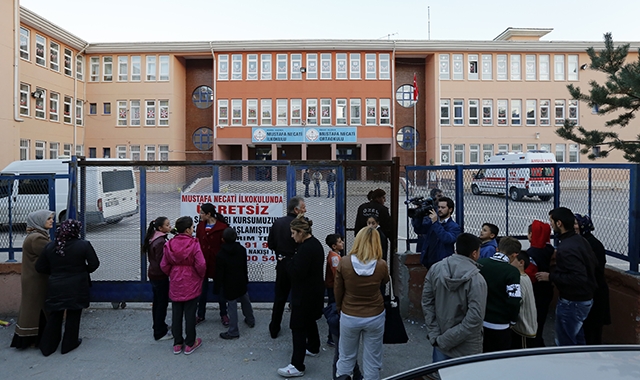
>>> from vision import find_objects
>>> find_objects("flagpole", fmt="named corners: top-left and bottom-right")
top-left (413, 73), bottom-right (417, 189)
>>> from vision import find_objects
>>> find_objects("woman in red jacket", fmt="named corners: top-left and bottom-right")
top-left (143, 216), bottom-right (172, 341)
top-left (196, 203), bottom-right (230, 326)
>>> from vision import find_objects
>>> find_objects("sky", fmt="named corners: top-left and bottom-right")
top-left (20, 0), bottom-right (640, 43)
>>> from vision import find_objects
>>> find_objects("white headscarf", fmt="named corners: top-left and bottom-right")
top-left (26, 210), bottom-right (54, 233)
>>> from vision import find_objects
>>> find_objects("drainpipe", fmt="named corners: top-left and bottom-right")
top-left (14, 0), bottom-right (23, 122)
top-left (210, 42), bottom-right (217, 160)
top-left (391, 41), bottom-right (396, 159)
top-left (74, 43), bottom-right (90, 156)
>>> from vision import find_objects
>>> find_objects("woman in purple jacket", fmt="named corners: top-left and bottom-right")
top-left (143, 216), bottom-right (172, 341)
top-left (161, 216), bottom-right (206, 355)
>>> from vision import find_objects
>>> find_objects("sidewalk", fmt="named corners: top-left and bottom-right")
top-left (1, 303), bottom-right (431, 380)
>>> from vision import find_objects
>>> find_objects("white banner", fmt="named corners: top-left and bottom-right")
top-left (180, 193), bottom-right (284, 263)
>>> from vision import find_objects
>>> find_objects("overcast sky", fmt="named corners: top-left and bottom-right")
top-left (20, 0), bottom-right (640, 43)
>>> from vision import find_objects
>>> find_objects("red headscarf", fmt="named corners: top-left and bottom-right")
top-left (529, 220), bottom-right (551, 249)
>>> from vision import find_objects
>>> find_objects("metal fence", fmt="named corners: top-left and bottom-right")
top-left (404, 163), bottom-right (640, 272)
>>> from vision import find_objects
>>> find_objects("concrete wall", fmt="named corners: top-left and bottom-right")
top-left (0, 263), bottom-right (21, 315)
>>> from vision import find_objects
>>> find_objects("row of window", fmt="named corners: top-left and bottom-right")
top-left (89, 55), bottom-right (170, 82)
top-left (439, 143), bottom-right (580, 165)
top-left (217, 53), bottom-right (391, 81)
top-left (19, 27), bottom-right (84, 80)
top-left (19, 83), bottom-right (83, 125)
top-left (114, 100), bottom-right (170, 127)
top-left (439, 98), bottom-right (579, 127)
top-left (19, 139), bottom-right (83, 161)
top-left (215, 98), bottom-right (391, 127)
top-left (439, 53), bottom-right (581, 82)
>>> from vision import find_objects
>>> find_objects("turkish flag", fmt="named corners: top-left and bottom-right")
top-left (413, 74), bottom-right (419, 101)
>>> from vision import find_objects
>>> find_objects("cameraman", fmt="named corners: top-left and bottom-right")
top-left (412, 196), bottom-right (461, 269)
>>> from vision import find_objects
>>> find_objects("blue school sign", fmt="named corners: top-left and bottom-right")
top-left (252, 127), bottom-right (357, 143)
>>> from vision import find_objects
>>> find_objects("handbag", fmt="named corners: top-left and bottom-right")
top-left (383, 274), bottom-right (409, 344)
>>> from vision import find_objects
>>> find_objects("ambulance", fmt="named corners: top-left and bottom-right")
top-left (470, 151), bottom-right (556, 201)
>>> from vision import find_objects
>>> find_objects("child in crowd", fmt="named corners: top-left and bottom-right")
top-left (510, 251), bottom-right (538, 349)
top-left (527, 220), bottom-right (555, 347)
top-left (324, 233), bottom-right (344, 347)
top-left (142, 216), bottom-right (172, 341)
top-left (479, 223), bottom-right (499, 259)
top-left (215, 227), bottom-right (255, 339)
top-left (161, 216), bottom-right (206, 355)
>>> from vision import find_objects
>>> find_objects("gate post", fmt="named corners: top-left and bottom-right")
top-left (629, 164), bottom-right (639, 273)
top-left (336, 165), bottom-right (346, 238)
top-left (67, 155), bottom-right (78, 220)
top-left (286, 165), bottom-right (296, 202)
top-left (139, 167), bottom-right (148, 282)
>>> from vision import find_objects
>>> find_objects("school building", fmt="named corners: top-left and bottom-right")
top-left (3, 3), bottom-right (640, 174)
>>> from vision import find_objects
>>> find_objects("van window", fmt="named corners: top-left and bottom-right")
top-left (0, 178), bottom-right (13, 198)
top-left (18, 178), bottom-right (49, 195)
top-left (531, 167), bottom-right (554, 177)
top-left (102, 170), bottom-right (134, 192)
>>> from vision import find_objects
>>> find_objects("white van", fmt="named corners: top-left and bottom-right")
top-left (0, 159), bottom-right (138, 225)
top-left (470, 151), bottom-right (556, 201)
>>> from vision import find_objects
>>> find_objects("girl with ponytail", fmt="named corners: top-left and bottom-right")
top-left (143, 216), bottom-right (172, 341)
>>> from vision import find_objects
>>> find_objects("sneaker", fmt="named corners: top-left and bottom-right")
top-left (196, 317), bottom-right (205, 325)
top-left (220, 332), bottom-right (239, 340)
top-left (305, 349), bottom-right (318, 357)
top-left (244, 318), bottom-right (255, 328)
top-left (184, 338), bottom-right (202, 355)
top-left (221, 315), bottom-right (230, 327)
top-left (277, 364), bottom-right (305, 378)
top-left (158, 331), bottom-right (173, 341)
top-left (173, 344), bottom-right (183, 355)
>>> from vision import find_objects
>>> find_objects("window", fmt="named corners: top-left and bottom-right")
top-left (439, 54), bottom-right (450, 80)
top-left (468, 54), bottom-right (478, 80)
top-left (470, 144), bottom-right (480, 164)
top-left (497, 54), bottom-right (507, 80)
top-left (396, 84), bottom-right (416, 108)
top-left (440, 144), bottom-right (451, 164)
top-left (291, 54), bottom-right (302, 80)
top-left (102, 147), bottom-right (110, 158)
top-left (568, 100), bottom-right (579, 124)
top-left (75, 99), bottom-right (83, 126)
top-left (20, 84), bottom-right (29, 116)
top-left (76, 55), bottom-right (84, 80)
top-left (440, 99), bottom-right (451, 125)
top-left (146, 56), bottom-right (156, 81)
top-left (130, 145), bottom-right (141, 161)
top-left (291, 99), bottom-right (302, 125)
top-left (349, 99), bottom-right (361, 125)
top-left (307, 53), bottom-right (318, 80)
top-left (247, 99), bottom-right (258, 125)
top-left (555, 144), bottom-right (565, 162)
top-left (498, 144), bottom-right (509, 153)
top-left (481, 54), bottom-right (492, 80)
top-left (568, 55), bottom-right (579, 81)
top-left (525, 55), bottom-right (536, 81)
top-left (453, 99), bottom-right (464, 125)
top-left (131, 56), bottom-right (141, 81)
top-left (482, 99), bottom-right (493, 125)
top-left (260, 54), bottom-right (271, 80)
top-left (50, 42), bottom-right (59, 71)
top-left (35, 141), bottom-right (45, 160)
top-left (218, 99), bottom-right (228, 126)
top-left (336, 99), bottom-right (347, 125)
top-left (116, 145), bottom-right (127, 159)
top-left (145, 145), bottom-right (156, 161)
top-left (277, 99), bottom-right (287, 125)
top-left (540, 143), bottom-right (551, 153)
top-left (512, 143), bottom-right (523, 152)
top-left (452, 54), bottom-right (463, 80)
top-left (380, 99), bottom-right (390, 125)
top-left (365, 54), bottom-right (376, 80)
top-left (307, 99), bottom-right (317, 125)
top-left (555, 100), bottom-right (565, 125)
top-left (20, 139), bottom-right (29, 160)
top-left (192, 85), bottom-right (213, 109)
top-left (63, 143), bottom-right (72, 157)
top-left (366, 99), bottom-right (376, 125)
top-left (49, 142), bottom-right (59, 159)
top-left (261, 99), bottom-right (271, 125)
top-left (89, 103), bottom-right (97, 115)
top-left (64, 49), bottom-right (72, 76)
top-left (20, 27), bottom-right (29, 60)
top-left (320, 99), bottom-right (331, 125)
top-left (49, 92), bottom-right (59, 121)
top-left (117, 101), bottom-right (127, 126)
top-left (130, 100), bottom-right (140, 126)
top-left (349, 53), bottom-right (360, 80)
top-left (569, 144), bottom-right (579, 162)
top-left (89, 148), bottom-right (96, 158)
top-left (539, 54), bottom-right (550, 81)
top-left (159, 55), bottom-right (169, 81)
top-left (540, 100), bottom-right (550, 125)
top-left (497, 99), bottom-right (508, 125)
top-left (76, 145), bottom-right (83, 156)
top-left (232, 54), bottom-right (242, 80)
top-left (145, 100), bottom-right (156, 126)
top-left (159, 145), bottom-right (169, 171)
top-left (118, 56), bottom-right (128, 81)
top-left (103, 56), bottom-right (113, 81)
top-left (321, 53), bottom-right (332, 79)
top-left (336, 53), bottom-right (347, 79)
top-left (468, 99), bottom-right (479, 125)
top-left (454, 144), bottom-right (465, 164)
top-left (526, 100), bottom-right (536, 125)
top-left (35, 35), bottom-right (46, 66)
top-left (193, 128), bottom-right (213, 151)
top-left (159, 100), bottom-right (169, 126)
top-left (277, 54), bottom-right (287, 80)
top-left (247, 54), bottom-right (258, 80)
top-left (482, 144), bottom-right (493, 162)
top-left (511, 99), bottom-right (522, 125)
top-left (554, 55), bottom-right (565, 80)
top-left (510, 55), bottom-right (521, 80)
top-left (104, 102), bottom-right (111, 115)
top-left (232, 99), bottom-right (242, 125)
top-left (90, 57), bottom-right (100, 81)
top-left (63, 96), bottom-right (72, 124)
top-left (379, 54), bottom-right (390, 80)
top-left (526, 144), bottom-right (537, 152)
top-left (35, 88), bottom-right (45, 119)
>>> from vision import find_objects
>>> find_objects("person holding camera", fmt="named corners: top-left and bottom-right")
top-left (412, 196), bottom-right (461, 269)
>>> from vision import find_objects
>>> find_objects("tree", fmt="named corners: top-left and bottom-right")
top-left (556, 33), bottom-right (640, 162)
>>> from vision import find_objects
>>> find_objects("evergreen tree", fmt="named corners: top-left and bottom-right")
top-left (556, 33), bottom-right (640, 162)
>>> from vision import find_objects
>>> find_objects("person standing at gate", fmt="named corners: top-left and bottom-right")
top-left (143, 216), bottom-right (172, 341)
top-left (303, 169), bottom-right (311, 198)
top-left (326, 169), bottom-right (336, 198)
top-left (268, 196), bottom-right (307, 339)
top-left (354, 189), bottom-right (391, 239)
top-left (313, 170), bottom-right (323, 197)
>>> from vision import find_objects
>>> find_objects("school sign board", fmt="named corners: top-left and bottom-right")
top-left (251, 127), bottom-right (357, 143)
top-left (180, 193), bottom-right (284, 263)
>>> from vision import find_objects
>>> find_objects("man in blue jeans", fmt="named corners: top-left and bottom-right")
top-left (536, 207), bottom-right (597, 346)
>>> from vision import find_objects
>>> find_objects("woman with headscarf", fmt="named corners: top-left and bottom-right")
top-left (35, 219), bottom-right (100, 356)
top-left (574, 214), bottom-right (611, 345)
top-left (10, 210), bottom-right (55, 349)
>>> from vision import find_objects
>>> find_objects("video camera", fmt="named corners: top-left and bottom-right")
top-left (405, 196), bottom-right (435, 220)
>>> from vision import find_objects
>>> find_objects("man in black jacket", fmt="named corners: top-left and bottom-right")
top-left (267, 196), bottom-right (306, 339)
top-left (353, 188), bottom-right (391, 238)
top-left (536, 207), bottom-right (597, 346)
